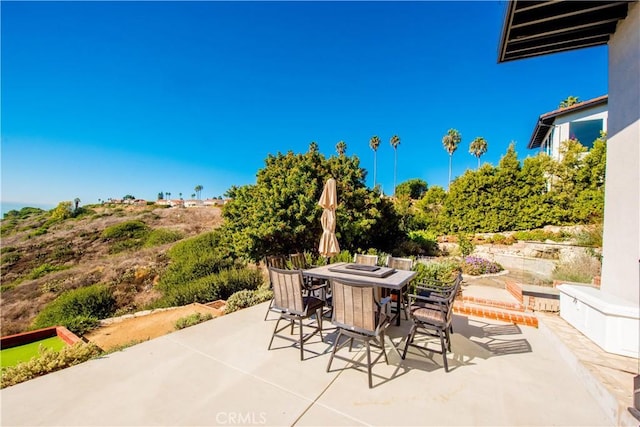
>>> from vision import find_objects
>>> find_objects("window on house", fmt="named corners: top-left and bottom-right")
top-left (569, 119), bottom-right (603, 149)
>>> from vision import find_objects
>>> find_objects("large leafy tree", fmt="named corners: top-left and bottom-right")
top-left (369, 135), bottom-right (381, 188)
top-left (469, 136), bottom-right (488, 169)
top-left (442, 129), bottom-right (461, 189)
top-left (414, 185), bottom-right (447, 233)
top-left (389, 135), bottom-right (401, 195)
top-left (395, 178), bottom-right (427, 200)
top-left (222, 147), bottom-right (401, 261)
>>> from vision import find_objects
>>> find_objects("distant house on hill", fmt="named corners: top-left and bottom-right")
top-left (156, 199), bottom-right (184, 208)
top-left (184, 199), bottom-right (204, 208)
top-left (204, 198), bottom-right (227, 207)
top-left (528, 95), bottom-right (607, 161)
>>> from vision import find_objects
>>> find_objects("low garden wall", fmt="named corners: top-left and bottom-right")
top-left (1, 326), bottom-right (82, 349)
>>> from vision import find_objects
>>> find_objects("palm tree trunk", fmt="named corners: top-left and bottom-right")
top-left (373, 151), bottom-right (377, 188)
top-left (477, 156), bottom-right (480, 169)
top-left (448, 154), bottom-right (453, 190)
top-left (394, 149), bottom-right (398, 195)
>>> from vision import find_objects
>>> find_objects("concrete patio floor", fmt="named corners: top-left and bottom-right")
top-left (1, 298), bottom-right (630, 427)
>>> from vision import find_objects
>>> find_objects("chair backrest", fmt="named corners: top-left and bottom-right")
top-left (443, 272), bottom-right (464, 321)
top-left (448, 272), bottom-right (463, 303)
top-left (353, 254), bottom-right (378, 266)
top-left (289, 253), bottom-right (307, 270)
top-left (266, 255), bottom-right (287, 270)
top-left (386, 256), bottom-right (413, 271)
top-left (330, 278), bottom-right (380, 336)
top-left (268, 267), bottom-right (307, 315)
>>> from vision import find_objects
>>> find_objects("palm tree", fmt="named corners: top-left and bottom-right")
top-left (179, 192), bottom-right (183, 200)
top-left (369, 135), bottom-right (380, 188)
top-left (442, 129), bottom-right (461, 190)
top-left (191, 193), bottom-right (196, 199)
top-left (390, 135), bottom-right (401, 195)
top-left (166, 192), bottom-right (171, 200)
top-left (469, 136), bottom-right (488, 169)
top-left (559, 96), bottom-right (580, 108)
top-left (194, 185), bottom-right (203, 199)
top-left (74, 197), bottom-right (80, 211)
top-left (336, 140), bottom-right (347, 156)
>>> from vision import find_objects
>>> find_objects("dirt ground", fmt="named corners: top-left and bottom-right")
top-left (84, 302), bottom-right (225, 351)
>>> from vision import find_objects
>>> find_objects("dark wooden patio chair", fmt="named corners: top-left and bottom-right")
top-left (401, 272), bottom-right (463, 372)
top-left (385, 256), bottom-right (414, 321)
top-left (289, 252), bottom-right (329, 303)
top-left (267, 267), bottom-right (325, 360)
top-left (327, 277), bottom-right (393, 388)
top-left (264, 255), bottom-right (288, 320)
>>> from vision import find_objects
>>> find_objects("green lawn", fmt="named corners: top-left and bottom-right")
top-left (1, 336), bottom-right (67, 369)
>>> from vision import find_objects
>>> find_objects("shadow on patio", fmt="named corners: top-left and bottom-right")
top-left (0, 302), bottom-right (614, 426)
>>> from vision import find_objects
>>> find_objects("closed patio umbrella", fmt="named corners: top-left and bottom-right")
top-left (318, 178), bottom-right (340, 258)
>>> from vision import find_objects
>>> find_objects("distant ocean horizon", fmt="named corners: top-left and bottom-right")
top-left (1, 201), bottom-right (56, 217)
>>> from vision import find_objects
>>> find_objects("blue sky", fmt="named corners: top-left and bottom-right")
top-left (1, 1), bottom-right (608, 209)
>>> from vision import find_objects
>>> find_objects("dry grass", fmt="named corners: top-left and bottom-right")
top-left (1, 206), bottom-right (224, 335)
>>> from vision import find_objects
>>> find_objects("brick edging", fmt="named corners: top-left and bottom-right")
top-left (461, 295), bottom-right (525, 312)
top-left (453, 301), bottom-right (538, 327)
top-left (505, 279), bottom-right (524, 304)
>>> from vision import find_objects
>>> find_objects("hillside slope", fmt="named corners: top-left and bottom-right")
top-left (0, 205), bottom-right (224, 335)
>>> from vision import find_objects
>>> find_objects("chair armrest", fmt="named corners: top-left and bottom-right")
top-left (413, 284), bottom-right (450, 299)
top-left (407, 292), bottom-right (448, 306)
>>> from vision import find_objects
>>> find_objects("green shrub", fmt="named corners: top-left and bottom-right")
top-left (50, 245), bottom-right (75, 262)
top-left (28, 263), bottom-right (69, 280)
top-left (144, 229), bottom-right (184, 247)
top-left (32, 284), bottom-right (116, 335)
top-left (1, 252), bottom-right (21, 265)
top-left (407, 230), bottom-right (439, 255)
top-left (329, 250), bottom-right (354, 264)
top-left (413, 260), bottom-right (460, 285)
top-left (225, 288), bottom-right (273, 314)
top-left (29, 227), bottom-right (48, 237)
top-left (1, 342), bottom-right (101, 389)
top-left (457, 234), bottom-right (475, 257)
top-left (175, 313), bottom-right (213, 330)
top-left (102, 220), bottom-right (150, 253)
top-left (159, 231), bottom-right (238, 288)
top-left (101, 220), bottom-right (149, 239)
top-left (158, 267), bottom-right (263, 307)
top-left (3, 207), bottom-right (46, 220)
top-left (63, 315), bottom-right (101, 335)
top-left (159, 280), bottom-right (219, 307)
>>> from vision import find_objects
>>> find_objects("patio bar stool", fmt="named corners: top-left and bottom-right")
top-left (402, 272), bottom-right (463, 372)
top-left (267, 267), bottom-right (325, 360)
top-left (327, 277), bottom-right (393, 388)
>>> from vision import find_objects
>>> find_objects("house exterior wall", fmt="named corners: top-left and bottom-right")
top-left (542, 105), bottom-right (608, 160)
top-left (601, 1), bottom-right (640, 304)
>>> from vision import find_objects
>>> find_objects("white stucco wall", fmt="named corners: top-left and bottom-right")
top-left (601, 1), bottom-right (640, 304)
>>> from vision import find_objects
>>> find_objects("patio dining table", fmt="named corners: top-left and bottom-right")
top-left (302, 262), bottom-right (417, 326)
